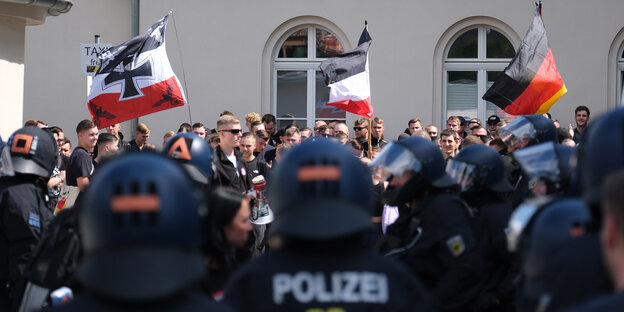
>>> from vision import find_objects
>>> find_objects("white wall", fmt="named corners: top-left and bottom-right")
top-left (23, 0), bottom-right (132, 145)
top-left (22, 0), bottom-right (624, 144)
top-left (0, 15), bottom-right (25, 139)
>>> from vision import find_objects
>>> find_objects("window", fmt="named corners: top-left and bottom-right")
top-left (444, 27), bottom-right (516, 122)
top-left (619, 47), bottom-right (624, 106)
top-left (273, 26), bottom-right (346, 129)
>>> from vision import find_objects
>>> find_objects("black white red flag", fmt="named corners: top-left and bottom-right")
top-left (87, 14), bottom-right (185, 128)
top-left (319, 26), bottom-right (373, 118)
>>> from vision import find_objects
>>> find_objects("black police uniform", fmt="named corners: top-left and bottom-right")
top-left (563, 291), bottom-right (624, 312)
top-left (382, 192), bottom-right (482, 312)
top-left (526, 233), bottom-right (612, 312)
top-left (0, 175), bottom-right (53, 310)
top-left (48, 289), bottom-right (231, 311)
top-left (464, 193), bottom-right (517, 311)
top-left (213, 145), bottom-right (252, 193)
top-left (224, 245), bottom-right (433, 312)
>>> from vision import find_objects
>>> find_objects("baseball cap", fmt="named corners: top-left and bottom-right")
top-left (487, 115), bottom-right (501, 125)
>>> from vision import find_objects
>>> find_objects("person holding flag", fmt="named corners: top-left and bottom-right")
top-left (87, 13), bottom-right (186, 129)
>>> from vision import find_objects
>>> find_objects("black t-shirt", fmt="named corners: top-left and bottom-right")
top-left (372, 182), bottom-right (385, 217)
top-left (66, 147), bottom-right (93, 187)
top-left (58, 154), bottom-right (69, 171)
top-left (244, 158), bottom-right (270, 182)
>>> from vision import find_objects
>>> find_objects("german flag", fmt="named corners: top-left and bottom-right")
top-left (483, 3), bottom-right (566, 115)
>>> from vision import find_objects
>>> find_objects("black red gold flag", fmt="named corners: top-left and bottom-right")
top-left (482, 3), bottom-right (566, 115)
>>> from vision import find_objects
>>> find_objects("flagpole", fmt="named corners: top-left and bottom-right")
top-left (368, 118), bottom-right (372, 159)
top-left (170, 11), bottom-right (194, 124)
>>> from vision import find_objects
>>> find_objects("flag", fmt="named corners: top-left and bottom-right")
top-left (87, 14), bottom-right (185, 128)
top-left (482, 3), bottom-right (566, 115)
top-left (319, 26), bottom-right (373, 118)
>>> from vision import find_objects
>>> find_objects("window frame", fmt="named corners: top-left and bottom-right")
top-left (271, 24), bottom-right (348, 128)
top-left (443, 26), bottom-right (514, 123)
top-left (618, 45), bottom-right (624, 106)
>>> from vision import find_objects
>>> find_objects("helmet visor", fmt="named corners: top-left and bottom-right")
top-left (0, 145), bottom-right (14, 177)
top-left (369, 142), bottom-right (421, 181)
top-left (507, 202), bottom-right (539, 252)
top-left (513, 142), bottom-right (559, 183)
top-left (446, 159), bottom-right (483, 192)
top-left (498, 116), bottom-right (536, 150)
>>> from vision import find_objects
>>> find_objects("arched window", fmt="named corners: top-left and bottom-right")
top-left (444, 26), bottom-right (516, 122)
top-left (273, 25), bottom-right (346, 129)
top-left (618, 47), bottom-right (624, 106)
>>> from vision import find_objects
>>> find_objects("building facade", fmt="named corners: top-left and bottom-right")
top-left (16, 0), bottom-right (624, 144)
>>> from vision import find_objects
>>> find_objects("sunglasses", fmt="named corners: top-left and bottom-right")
top-left (353, 126), bottom-right (366, 131)
top-left (220, 129), bottom-right (242, 134)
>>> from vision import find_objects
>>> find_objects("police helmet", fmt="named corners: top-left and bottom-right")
top-left (0, 135), bottom-right (15, 177)
top-left (447, 144), bottom-right (513, 193)
top-left (370, 137), bottom-right (455, 205)
top-left (6, 126), bottom-right (57, 178)
top-left (79, 153), bottom-right (205, 300)
top-left (514, 142), bottom-right (575, 195)
top-left (163, 132), bottom-right (213, 185)
top-left (581, 107), bottom-right (624, 207)
top-left (499, 115), bottom-right (557, 150)
top-left (522, 199), bottom-right (591, 298)
top-left (269, 139), bottom-right (373, 239)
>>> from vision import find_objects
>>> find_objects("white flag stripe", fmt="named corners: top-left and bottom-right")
top-left (88, 44), bottom-right (177, 101)
top-left (328, 70), bottom-right (370, 103)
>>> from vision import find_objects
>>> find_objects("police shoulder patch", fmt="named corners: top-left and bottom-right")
top-left (446, 235), bottom-right (465, 257)
top-left (28, 212), bottom-right (41, 229)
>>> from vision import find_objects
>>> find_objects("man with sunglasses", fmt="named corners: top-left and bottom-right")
top-left (470, 125), bottom-right (490, 144)
top-left (212, 115), bottom-right (252, 193)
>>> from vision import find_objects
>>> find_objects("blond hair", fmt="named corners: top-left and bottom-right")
top-left (217, 115), bottom-right (240, 130)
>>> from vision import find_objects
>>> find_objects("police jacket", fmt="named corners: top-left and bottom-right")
top-left (502, 154), bottom-right (529, 207)
top-left (463, 192), bottom-right (517, 311)
top-left (382, 192), bottom-right (482, 312)
top-left (520, 233), bottom-right (612, 312)
top-left (224, 242), bottom-right (433, 312)
top-left (46, 289), bottom-right (232, 312)
top-left (0, 175), bottom-right (53, 310)
top-left (212, 146), bottom-right (252, 193)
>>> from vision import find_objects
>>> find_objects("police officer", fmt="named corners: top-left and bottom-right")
top-left (47, 153), bottom-right (230, 311)
top-left (163, 132), bottom-right (215, 189)
top-left (512, 142), bottom-right (575, 197)
top-left (0, 127), bottom-right (57, 311)
top-left (518, 199), bottom-right (592, 312)
top-left (498, 115), bottom-right (557, 206)
top-left (549, 109), bottom-right (624, 311)
top-left (446, 144), bottom-right (517, 311)
top-left (372, 137), bottom-right (482, 312)
top-left (224, 139), bottom-right (433, 311)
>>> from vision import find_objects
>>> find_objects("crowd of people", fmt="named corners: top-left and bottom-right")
top-left (1, 103), bottom-right (621, 311)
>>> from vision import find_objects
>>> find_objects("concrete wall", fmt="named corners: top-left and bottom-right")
top-left (23, 0), bottom-right (132, 145)
top-left (20, 0), bottom-right (624, 145)
top-left (0, 15), bottom-right (24, 139)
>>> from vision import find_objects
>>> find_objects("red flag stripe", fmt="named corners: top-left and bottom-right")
top-left (326, 97), bottom-right (373, 119)
top-left (88, 77), bottom-right (184, 129)
top-left (503, 49), bottom-right (566, 115)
